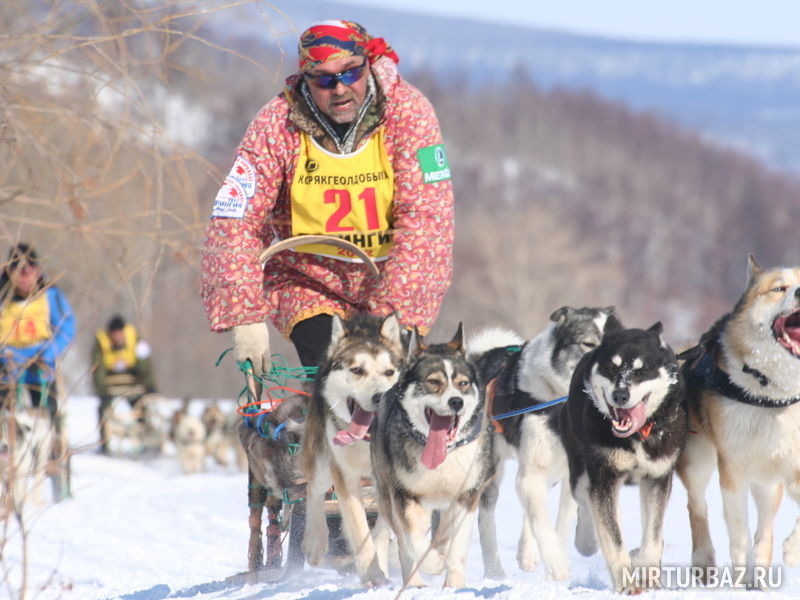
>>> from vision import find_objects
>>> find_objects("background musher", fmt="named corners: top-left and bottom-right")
top-left (91, 314), bottom-right (158, 455)
top-left (201, 19), bottom-right (455, 570)
top-left (0, 242), bottom-right (76, 501)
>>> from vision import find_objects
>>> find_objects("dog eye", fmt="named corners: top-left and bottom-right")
top-left (581, 341), bottom-right (597, 350)
top-left (425, 377), bottom-right (444, 390)
top-left (771, 286), bottom-right (788, 293)
top-left (350, 367), bottom-right (365, 376)
top-left (456, 380), bottom-right (471, 390)
top-left (383, 369), bottom-right (395, 377)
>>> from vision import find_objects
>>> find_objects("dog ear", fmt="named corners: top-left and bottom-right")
top-left (407, 326), bottom-right (426, 359)
top-left (647, 321), bottom-right (669, 348)
top-left (328, 314), bottom-right (345, 358)
top-left (448, 322), bottom-right (465, 352)
top-left (747, 254), bottom-right (763, 286)
top-left (549, 306), bottom-right (573, 324)
top-left (603, 313), bottom-right (624, 334)
top-left (380, 312), bottom-right (403, 349)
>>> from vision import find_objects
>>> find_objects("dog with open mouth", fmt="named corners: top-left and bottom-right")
top-left (559, 319), bottom-right (687, 593)
top-left (300, 312), bottom-right (404, 587)
top-left (371, 324), bottom-right (495, 588)
top-left (677, 255), bottom-right (800, 579)
top-left (468, 306), bottom-right (617, 581)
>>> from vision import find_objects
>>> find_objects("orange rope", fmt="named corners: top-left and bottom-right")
top-left (236, 384), bottom-right (312, 417)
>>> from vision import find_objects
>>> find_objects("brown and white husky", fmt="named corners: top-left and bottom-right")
top-left (300, 313), bottom-right (404, 587)
top-left (678, 255), bottom-right (800, 577)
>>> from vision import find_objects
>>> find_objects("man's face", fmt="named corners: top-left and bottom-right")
top-left (304, 55), bottom-right (369, 125)
top-left (9, 262), bottom-right (40, 297)
top-left (109, 329), bottom-right (126, 348)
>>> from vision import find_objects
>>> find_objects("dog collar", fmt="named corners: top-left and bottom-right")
top-left (638, 407), bottom-right (683, 440)
top-left (687, 350), bottom-right (800, 408)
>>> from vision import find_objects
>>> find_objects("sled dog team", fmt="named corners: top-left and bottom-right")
top-left (242, 256), bottom-right (800, 592)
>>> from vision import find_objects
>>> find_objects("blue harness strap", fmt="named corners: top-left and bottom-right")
top-left (492, 395), bottom-right (568, 421)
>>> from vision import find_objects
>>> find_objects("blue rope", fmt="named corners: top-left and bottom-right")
top-left (271, 422), bottom-right (286, 440)
top-left (492, 396), bottom-right (568, 421)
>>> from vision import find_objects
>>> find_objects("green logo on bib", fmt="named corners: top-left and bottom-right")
top-left (417, 144), bottom-right (451, 184)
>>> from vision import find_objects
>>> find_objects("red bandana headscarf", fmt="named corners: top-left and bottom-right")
top-left (298, 19), bottom-right (399, 73)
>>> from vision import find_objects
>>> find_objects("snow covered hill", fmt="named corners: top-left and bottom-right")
top-left (3, 396), bottom-right (800, 599)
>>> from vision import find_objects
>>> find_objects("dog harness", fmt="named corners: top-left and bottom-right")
top-left (683, 345), bottom-right (800, 408)
top-left (483, 348), bottom-right (567, 434)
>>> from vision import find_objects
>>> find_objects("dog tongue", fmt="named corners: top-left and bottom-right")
top-left (333, 406), bottom-right (375, 447)
top-left (612, 402), bottom-right (648, 438)
top-left (421, 413), bottom-right (453, 470)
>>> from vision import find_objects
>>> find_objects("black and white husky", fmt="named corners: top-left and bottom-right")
top-left (371, 325), bottom-right (495, 588)
top-left (560, 321), bottom-right (687, 592)
top-left (300, 313), bottom-right (404, 586)
top-left (468, 306), bottom-right (616, 580)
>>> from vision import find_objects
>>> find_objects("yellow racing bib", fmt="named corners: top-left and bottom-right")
top-left (96, 324), bottom-right (138, 372)
top-left (0, 293), bottom-right (52, 348)
top-left (290, 129), bottom-right (395, 261)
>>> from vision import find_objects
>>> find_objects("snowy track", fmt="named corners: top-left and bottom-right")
top-left (3, 397), bottom-right (800, 599)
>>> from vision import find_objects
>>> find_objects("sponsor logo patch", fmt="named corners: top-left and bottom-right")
top-left (416, 144), bottom-right (451, 184)
top-left (230, 156), bottom-right (256, 197)
top-left (211, 176), bottom-right (248, 218)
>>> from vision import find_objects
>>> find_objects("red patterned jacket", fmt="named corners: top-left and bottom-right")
top-left (201, 57), bottom-right (454, 337)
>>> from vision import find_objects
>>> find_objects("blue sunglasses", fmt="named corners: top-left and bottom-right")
top-left (304, 60), bottom-right (368, 89)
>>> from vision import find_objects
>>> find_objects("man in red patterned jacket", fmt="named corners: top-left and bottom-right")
top-left (201, 19), bottom-right (454, 371)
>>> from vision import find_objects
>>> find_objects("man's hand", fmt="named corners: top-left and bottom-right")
top-left (232, 322), bottom-right (271, 376)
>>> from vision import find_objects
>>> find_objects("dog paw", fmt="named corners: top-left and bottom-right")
top-left (629, 546), bottom-right (656, 570)
top-left (691, 548), bottom-right (716, 573)
top-left (784, 531), bottom-right (800, 567)
top-left (516, 539), bottom-right (540, 571)
top-left (545, 555), bottom-right (571, 582)
top-left (617, 583), bottom-right (646, 595)
top-left (362, 565), bottom-right (389, 588)
top-left (444, 571), bottom-right (466, 588)
top-left (517, 551), bottom-right (538, 572)
top-left (483, 563), bottom-right (507, 580)
top-left (420, 549), bottom-right (445, 575)
top-left (574, 531), bottom-right (597, 557)
top-left (303, 535), bottom-right (328, 567)
top-left (404, 573), bottom-right (427, 588)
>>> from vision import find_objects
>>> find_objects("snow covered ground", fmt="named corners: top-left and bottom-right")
top-left (3, 396), bottom-right (800, 600)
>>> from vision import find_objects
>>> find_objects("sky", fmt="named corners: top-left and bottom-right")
top-left (333, 0), bottom-right (800, 48)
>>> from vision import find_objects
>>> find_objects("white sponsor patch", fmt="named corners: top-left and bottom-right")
top-left (211, 176), bottom-right (248, 218)
top-left (230, 155), bottom-right (256, 197)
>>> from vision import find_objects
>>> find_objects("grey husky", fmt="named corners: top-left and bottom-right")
top-left (300, 313), bottom-right (404, 586)
top-left (371, 325), bottom-right (495, 588)
top-left (560, 320), bottom-right (687, 592)
top-left (468, 306), bottom-right (616, 580)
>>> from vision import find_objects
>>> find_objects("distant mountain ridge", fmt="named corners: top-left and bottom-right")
top-left (217, 0), bottom-right (800, 174)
